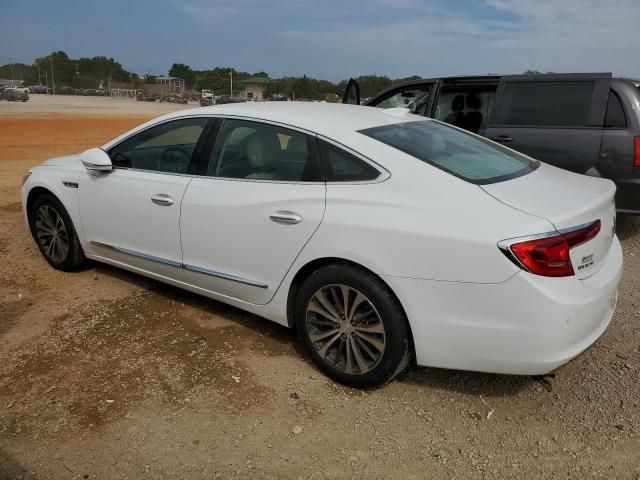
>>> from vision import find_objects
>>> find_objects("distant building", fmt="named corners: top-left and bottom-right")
top-left (240, 77), bottom-right (270, 100)
top-left (154, 76), bottom-right (185, 91)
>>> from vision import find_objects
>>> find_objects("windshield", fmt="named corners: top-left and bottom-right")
top-left (359, 120), bottom-right (539, 184)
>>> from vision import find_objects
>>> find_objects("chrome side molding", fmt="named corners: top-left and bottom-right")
top-left (183, 263), bottom-right (268, 289)
top-left (89, 240), bottom-right (268, 289)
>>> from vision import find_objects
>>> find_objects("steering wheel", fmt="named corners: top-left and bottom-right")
top-left (159, 146), bottom-right (191, 173)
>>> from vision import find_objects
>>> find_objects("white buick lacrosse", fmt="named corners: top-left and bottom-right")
top-left (21, 102), bottom-right (622, 387)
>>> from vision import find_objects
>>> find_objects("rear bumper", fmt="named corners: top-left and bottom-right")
top-left (615, 178), bottom-right (640, 214)
top-left (383, 237), bottom-right (623, 375)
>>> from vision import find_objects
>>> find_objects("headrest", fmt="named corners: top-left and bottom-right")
top-left (466, 94), bottom-right (481, 109)
top-left (451, 95), bottom-right (465, 112)
top-left (247, 130), bottom-right (282, 171)
top-left (286, 135), bottom-right (307, 154)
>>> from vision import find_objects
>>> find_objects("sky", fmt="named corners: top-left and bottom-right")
top-left (0, 0), bottom-right (638, 81)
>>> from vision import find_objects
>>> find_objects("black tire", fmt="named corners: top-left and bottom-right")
top-left (29, 193), bottom-right (86, 271)
top-left (295, 263), bottom-right (411, 388)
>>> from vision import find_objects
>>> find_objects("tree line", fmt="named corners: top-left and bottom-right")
top-left (0, 50), bottom-right (417, 99)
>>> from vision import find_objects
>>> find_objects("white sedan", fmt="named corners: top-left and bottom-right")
top-left (20, 103), bottom-right (622, 387)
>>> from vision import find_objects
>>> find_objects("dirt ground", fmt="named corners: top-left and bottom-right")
top-left (1, 96), bottom-right (639, 480)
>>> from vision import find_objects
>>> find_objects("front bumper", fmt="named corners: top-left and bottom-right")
top-left (383, 236), bottom-right (623, 375)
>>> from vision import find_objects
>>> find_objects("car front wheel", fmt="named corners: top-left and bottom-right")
top-left (295, 264), bottom-right (411, 388)
top-left (30, 194), bottom-right (86, 271)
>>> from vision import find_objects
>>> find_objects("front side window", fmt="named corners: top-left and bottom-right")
top-left (208, 119), bottom-right (321, 182)
top-left (495, 81), bottom-right (594, 127)
top-left (360, 120), bottom-right (538, 184)
top-left (373, 86), bottom-right (432, 116)
top-left (109, 117), bottom-right (208, 174)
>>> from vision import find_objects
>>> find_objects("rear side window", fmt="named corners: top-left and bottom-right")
top-left (208, 119), bottom-right (321, 182)
top-left (360, 120), bottom-right (538, 184)
top-left (319, 140), bottom-right (381, 182)
top-left (604, 91), bottom-right (627, 128)
top-left (495, 81), bottom-right (594, 127)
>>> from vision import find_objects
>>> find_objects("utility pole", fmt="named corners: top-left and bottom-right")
top-left (230, 71), bottom-right (233, 98)
top-left (50, 57), bottom-right (55, 95)
top-left (9, 57), bottom-right (14, 81)
top-left (37, 63), bottom-right (41, 85)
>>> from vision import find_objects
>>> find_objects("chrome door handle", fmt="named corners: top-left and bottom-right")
top-left (150, 194), bottom-right (174, 206)
top-left (269, 211), bottom-right (302, 225)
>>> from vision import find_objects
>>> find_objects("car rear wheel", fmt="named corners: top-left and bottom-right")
top-left (295, 264), bottom-right (411, 388)
top-left (30, 194), bottom-right (85, 271)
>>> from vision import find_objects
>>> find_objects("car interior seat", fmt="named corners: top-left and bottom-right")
top-left (444, 95), bottom-right (465, 127)
top-left (246, 130), bottom-right (282, 179)
top-left (463, 94), bottom-right (483, 133)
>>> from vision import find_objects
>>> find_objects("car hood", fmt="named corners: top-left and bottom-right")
top-left (42, 154), bottom-right (82, 168)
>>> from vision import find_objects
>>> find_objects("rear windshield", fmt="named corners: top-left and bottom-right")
top-left (359, 120), bottom-right (538, 184)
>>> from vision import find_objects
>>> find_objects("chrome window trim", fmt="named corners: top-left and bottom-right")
top-left (104, 113), bottom-right (390, 185)
top-left (497, 220), bottom-right (601, 273)
top-left (90, 240), bottom-right (269, 289)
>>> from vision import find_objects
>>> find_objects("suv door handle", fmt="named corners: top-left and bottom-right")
top-left (269, 211), bottom-right (302, 225)
top-left (490, 135), bottom-right (513, 143)
top-left (150, 194), bottom-right (174, 206)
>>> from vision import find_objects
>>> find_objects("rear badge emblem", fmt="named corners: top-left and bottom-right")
top-left (578, 254), bottom-right (594, 271)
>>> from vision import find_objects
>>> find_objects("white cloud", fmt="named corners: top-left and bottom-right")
top-left (176, 0), bottom-right (640, 79)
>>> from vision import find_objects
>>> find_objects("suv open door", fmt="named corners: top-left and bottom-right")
top-left (485, 73), bottom-right (612, 174)
top-left (342, 78), bottom-right (361, 105)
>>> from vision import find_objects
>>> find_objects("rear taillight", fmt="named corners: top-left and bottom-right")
top-left (634, 136), bottom-right (640, 168)
top-left (499, 220), bottom-right (601, 277)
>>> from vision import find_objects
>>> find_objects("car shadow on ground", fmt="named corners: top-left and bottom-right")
top-left (616, 213), bottom-right (640, 241)
top-left (89, 263), bottom-right (538, 397)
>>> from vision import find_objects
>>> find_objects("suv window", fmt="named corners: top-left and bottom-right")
top-left (495, 81), bottom-right (594, 127)
top-left (360, 120), bottom-right (538, 184)
top-left (209, 119), bottom-right (321, 182)
top-left (604, 91), bottom-right (626, 128)
top-left (373, 86), bottom-right (432, 116)
top-left (109, 117), bottom-right (208, 173)
top-left (319, 140), bottom-right (381, 182)
top-left (434, 87), bottom-right (496, 134)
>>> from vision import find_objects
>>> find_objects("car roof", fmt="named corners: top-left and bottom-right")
top-left (103, 102), bottom-right (428, 152)
top-left (173, 102), bottom-right (418, 134)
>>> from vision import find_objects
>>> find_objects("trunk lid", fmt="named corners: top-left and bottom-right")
top-left (482, 163), bottom-right (617, 279)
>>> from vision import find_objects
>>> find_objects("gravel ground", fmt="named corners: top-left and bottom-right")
top-left (0, 97), bottom-right (639, 479)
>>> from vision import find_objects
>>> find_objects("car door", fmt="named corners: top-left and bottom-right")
top-left (342, 78), bottom-right (361, 105)
top-left (485, 73), bottom-right (611, 173)
top-left (79, 117), bottom-right (211, 278)
top-left (180, 118), bottom-right (326, 305)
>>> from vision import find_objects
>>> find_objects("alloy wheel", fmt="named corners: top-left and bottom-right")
top-left (305, 284), bottom-right (386, 375)
top-left (35, 204), bottom-right (69, 263)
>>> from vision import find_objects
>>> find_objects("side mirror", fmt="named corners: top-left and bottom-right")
top-left (80, 147), bottom-right (112, 171)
